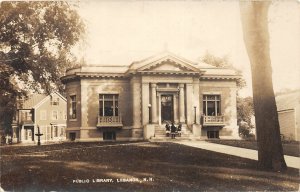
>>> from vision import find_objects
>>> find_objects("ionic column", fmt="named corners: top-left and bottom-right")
top-left (179, 83), bottom-right (185, 123)
top-left (174, 94), bottom-right (178, 123)
top-left (151, 83), bottom-right (157, 123)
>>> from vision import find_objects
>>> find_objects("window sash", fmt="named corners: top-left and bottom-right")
top-left (70, 95), bottom-right (76, 119)
top-left (52, 111), bottom-right (58, 120)
top-left (203, 95), bottom-right (221, 116)
top-left (99, 94), bottom-right (119, 117)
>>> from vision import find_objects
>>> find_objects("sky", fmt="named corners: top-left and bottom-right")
top-left (75, 0), bottom-right (300, 97)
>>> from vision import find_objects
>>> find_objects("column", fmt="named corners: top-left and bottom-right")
top-left (179, 83), bottom-right (185, 123)
top-left (158, 94), bottom-right (161, 125)
top-left (142, 83), bottom-right (150, 125)
top-left (21, 125), bottom-right (24, 142)
top-left (186, 83), bottom-right (193, 125)
top-left (173, 94), bottom-right (178, 123)
top-left (151, 83), bottom-right (157, 123)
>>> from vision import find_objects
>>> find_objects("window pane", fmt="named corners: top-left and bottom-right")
top-left (99, 100), bottom-right (103, 116)
top-left (104, 101), bottom-right (113, 116)
top-left (115, 101), bottom-right (118, 116)
top-left (207, 95), bottom-right (215, 100)
top-left (70, 95), bottom-right (76, 119)
top-left (217, 101), bottom-right (221, 115)
top-left (104, 94), bottom-right (114, 100)
top-left (207, 101), bottom-right (215, 115)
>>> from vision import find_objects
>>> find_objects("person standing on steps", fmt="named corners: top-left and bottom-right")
top-left (171, 122), bottom-right (176, 139)
top-left (165, 122), bottom-right (170, 137)
top-left (177, 123), bottom-right (182, 137)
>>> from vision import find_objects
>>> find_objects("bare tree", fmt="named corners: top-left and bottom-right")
top-left (239, 1), bottom-right (287, 171)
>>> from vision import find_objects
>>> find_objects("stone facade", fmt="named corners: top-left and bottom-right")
top-left (62, 52), bottom-right (240, 141)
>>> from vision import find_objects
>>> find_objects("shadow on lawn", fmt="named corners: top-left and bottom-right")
top-left (1, 142), bottom-right (299, 192)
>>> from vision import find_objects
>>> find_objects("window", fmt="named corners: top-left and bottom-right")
top-left (207, 131), bottom-right (219, 139)
top-left (99, 94), bottom-right (119, 116)
top-left (203, 95), bottom-right (221, 116)
top-left (70, 95), bottom-right (77, 119)
top-left (60, 126), bottom-right (65, 137)
top-left (103, 131), bottom-right (116, 140)
top-left (63, 111), bottom-right (67, 120)
top-left (51, 97), bottom-right (59, 105)
top-left (52, 110), bottom-right (58, 120)
top-left (69, 132), bottom-right (76, 141)
top-left (26, 111), bottom-right (32, 121)
top-left (40, 110), bottom-right (47, 120)
top-left (54, 126), bottom-right (58, 137)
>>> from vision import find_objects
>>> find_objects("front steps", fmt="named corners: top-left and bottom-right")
top-left (150, 124), bottom-right (203, 141)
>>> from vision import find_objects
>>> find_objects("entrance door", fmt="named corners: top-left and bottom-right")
top-left (161, 95), bottom-right (174, 123)
top-left (24, 126), bottom-right (34, 141)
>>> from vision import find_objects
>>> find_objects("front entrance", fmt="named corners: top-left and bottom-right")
top-left (161, 95), bottom-right (174, 123)
top-left (24, 126), bottom-right (34, 141)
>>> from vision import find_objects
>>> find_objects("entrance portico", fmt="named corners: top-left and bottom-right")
top-left (147, 81), bottom-right (195, 126)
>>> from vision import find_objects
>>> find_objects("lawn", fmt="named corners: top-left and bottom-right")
top-left (1, 142), bottom-right (299, 191)
top-left (206, 140), bottom-right (300, 157)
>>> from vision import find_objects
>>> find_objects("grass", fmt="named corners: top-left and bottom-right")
top-left (206, 139), bottom-right (300, 157)
top-left (1, 141), bottom-right (299, 191)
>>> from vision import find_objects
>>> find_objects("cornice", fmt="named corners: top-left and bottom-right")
top-left (200, 75), bottom-right (241, 80)
top-left (137, 70), bottom-right (201, 76)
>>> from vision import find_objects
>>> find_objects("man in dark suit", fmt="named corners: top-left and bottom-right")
top-left (171, 122), bottom-right (176, 139)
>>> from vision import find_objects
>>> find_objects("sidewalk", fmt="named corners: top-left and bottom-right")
top-left (175, 140), bottom-right (300, 169)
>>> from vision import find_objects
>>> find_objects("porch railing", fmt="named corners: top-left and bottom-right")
top-left (97, 116), bottom-right (123, 128)
top-left (203, 115), bottom-right (225, 126)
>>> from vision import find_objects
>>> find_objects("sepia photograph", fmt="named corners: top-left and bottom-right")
top-left (0, 0), bottom-right (299, 191)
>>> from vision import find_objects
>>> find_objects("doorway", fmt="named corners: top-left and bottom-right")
top-left (161, 95), bottom-right (174, 123)
top-left (24, 126), bottom-right (34, 141)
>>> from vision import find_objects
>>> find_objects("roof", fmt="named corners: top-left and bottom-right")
top-left (276, 90), bottom-right (300, 111)
top-left (62, 51), bottom-right (239, 80)
top-left (20, 94), bottom-right (47, 109)
top-left (128, 51), bottom-right (199, 70)
top-left (18, 92), bottom-right (67, 109)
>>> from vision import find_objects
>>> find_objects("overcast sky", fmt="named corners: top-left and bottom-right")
top-left (75, 0), bottom-right (300, 97)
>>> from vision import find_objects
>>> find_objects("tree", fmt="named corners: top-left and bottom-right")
top-left (201, 51), bottom-right (246, 91)
top-left (0, 2), bottom-right (84, 134)
top-left (240, 1), bottom-right (287, 171)
top-left (237, 97), bottom-right (254, 138)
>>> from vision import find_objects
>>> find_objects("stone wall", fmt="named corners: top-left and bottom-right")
top-left (65, 80), bottom-right (81, 130)
top-left (199, 79), bottom-right (238, 138)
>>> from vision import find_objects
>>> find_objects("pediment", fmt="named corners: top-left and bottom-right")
top-left (136, 55), bottom-right (200, 73)
top-left (144, 60), bottom-right (193, 72)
